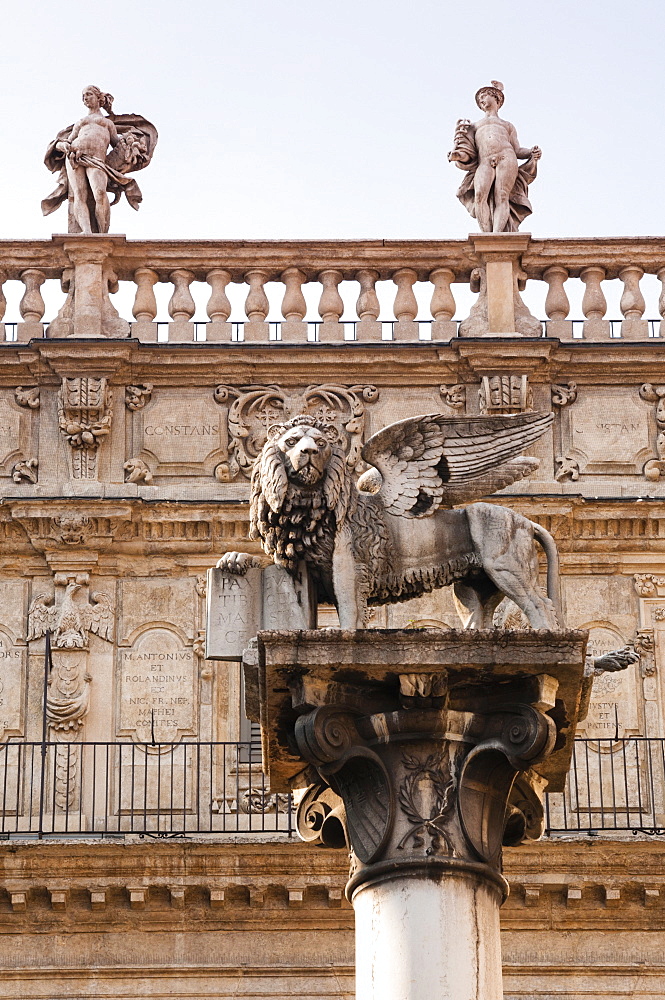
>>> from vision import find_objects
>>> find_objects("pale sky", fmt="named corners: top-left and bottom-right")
top-left (2, 0), bottom-right (664, 241)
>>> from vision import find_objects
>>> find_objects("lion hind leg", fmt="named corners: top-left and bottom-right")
top-left (481, 566), bottom-right (558, 630)
top-left (453, 579), bottom-right (503, 629)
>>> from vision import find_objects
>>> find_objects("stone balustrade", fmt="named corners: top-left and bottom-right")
top-left (1, 234), bottom-right (665, 342)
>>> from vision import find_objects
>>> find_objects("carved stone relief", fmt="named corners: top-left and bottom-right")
top-left (27, 579), bottom-right (114, 648)
top-left (12, 459), bottom-right (38, 484)
top-left (125, 384), bottom-right (153, 411)
top-left (14, 387), bottom-right (39, 409)
top-left (123, 458), bottom-right (152, 483)
top-left (213, 383), bottom-right (379, 481)
top-left (132, 389), bottom-right (225, 478)
top-left (576, 623), bottom-right (641, 739)
top-left (551, 382), bottom-right (577, 408)
top-left (58, 377), bottom-right (113, 479)
top-left (557, 388), bottom-right (653, 476)
top-left (117, 626), bottom-right (197, 743)
top-left (439, 384), bottom-right (466, 410)
top-left (119, 578), bottom-right (197, 643)
top-left (478, 375), bottom-right (532, 415)
top-left (0, 393), bottom-right (31, 479)
top-left (639, 384), bottom-right (665, 480)
top-left (0, 625), bottom-right (25, 741)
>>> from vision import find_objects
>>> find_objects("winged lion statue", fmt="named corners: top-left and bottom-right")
top-left (220, 410), bottom-right (561, 630)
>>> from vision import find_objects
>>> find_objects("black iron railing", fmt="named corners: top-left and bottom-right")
top-left (0, 741), bottom-right (293, 839)
top-left (0, 737), bottom-right (663, 840)
top-left (545, 737), bottom-right (665, 836)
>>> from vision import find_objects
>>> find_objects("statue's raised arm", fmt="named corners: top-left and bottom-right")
top-left (42, 85), bottom-right (158, 234)
top-left (448, 81), bottom-right (541, 233)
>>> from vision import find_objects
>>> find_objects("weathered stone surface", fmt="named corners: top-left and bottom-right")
top-left (448, 82), bottom-right (541, 233)
top-left (117, 627), bottom-right (197, 742)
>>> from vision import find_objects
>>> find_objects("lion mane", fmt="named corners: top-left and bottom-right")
top-left (249, 417), bottom-right (351, 589)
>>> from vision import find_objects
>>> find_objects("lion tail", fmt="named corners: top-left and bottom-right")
top-left (531, 522), bottom-right (562, 624)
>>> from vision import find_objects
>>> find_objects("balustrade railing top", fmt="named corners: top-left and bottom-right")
top-left (1, 234), bottom-right (665, 343)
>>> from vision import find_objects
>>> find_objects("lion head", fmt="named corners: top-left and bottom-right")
top-left (249, 416), bottom-right (350, 573)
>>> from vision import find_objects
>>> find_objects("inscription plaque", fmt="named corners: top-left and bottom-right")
top-left (566, 391), bottom-right (652, 475)
top-left (206, 563), bottom-right (314, 660)
top-left (579, 625), bottom-right (641, 739)
top-left (0, 628), bottom-right (24, 739)
top-left (118, 628), bottom-right (197, 742)
top-left (206, 567), bottom-right (262, 661)
top-left (138, 393), bottom-right (226, 475)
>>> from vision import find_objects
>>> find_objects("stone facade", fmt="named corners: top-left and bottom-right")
top-left (0, 233), bottom-right (664, 996)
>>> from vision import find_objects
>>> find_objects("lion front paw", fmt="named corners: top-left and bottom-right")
top-left (216, 551), bottom-right (262, 576)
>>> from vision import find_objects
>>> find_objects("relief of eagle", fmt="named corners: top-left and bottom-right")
top-left (27, 582), bottom-right (114, 648)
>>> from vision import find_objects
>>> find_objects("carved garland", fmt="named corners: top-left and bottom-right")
top-left (58, 377), bottom-right (113, 480)
top-left (639, 384), bottom-right (665, 480)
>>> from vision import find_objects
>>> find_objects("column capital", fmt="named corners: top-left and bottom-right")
top-left (249, 629), bottom-right (588, 889)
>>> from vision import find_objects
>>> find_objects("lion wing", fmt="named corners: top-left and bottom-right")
top-left (360, 412), bottom-right (552, 517)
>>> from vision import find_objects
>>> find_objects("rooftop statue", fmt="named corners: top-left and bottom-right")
top-left (448, 81), bottom-right (541, 233)
top-left (220, 410), bottom-right (561, 630)
top-left (42, 86), bottom-right (157, 234)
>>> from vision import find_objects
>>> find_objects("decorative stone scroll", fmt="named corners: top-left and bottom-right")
top-left (213, 383), bottom-right (379, 481)
top-left (58, 377), bottom-right (113, 479)
top-left (117, 627), bottom-right (197, 743)
top-left (0, 394), bottom-right (30, 479)
top-left (639, 384), bottom-right (665, 480)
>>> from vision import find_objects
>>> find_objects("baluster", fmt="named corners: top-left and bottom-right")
top-left (280, 267), bottom-right (307, 342)
top-left (168, 269), bottom-right (195, 343)
top-left (619, 265), bottom-right (648, 340)
top-left (243, 269), bottom-right (269, 342)
top-left (543, 265), bottom-right (572, 339)
top-left (355, 269), bottom-right (381, 341)
top-left (657, 267), bottom-right (665, 339)
top-left (392, 268), bottom-right (419, 341)
top-left (0, 270), bottom-right (5, 342)
top-left (429, 267), bottom-right (456, 341)
top-left (580, 266), bottom-right (609, 341)
top-left (206, 268), bottom-right (232, 342)
top-left (102, 265), bottom-right (130, 339)
top-left (17, 268), bottom-right (45, 342)
top-left (317, 269), bottom-right (344, 342)
top-left (132, 267), bottom-right (159, 342)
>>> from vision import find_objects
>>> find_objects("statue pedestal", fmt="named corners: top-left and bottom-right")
top-left (459, 234), bottom-right (541, 338)
top-left (247, 628), bottom-right (589, 1000)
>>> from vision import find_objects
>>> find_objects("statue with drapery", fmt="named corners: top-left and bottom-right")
top-left (42, 85), bottom-right (157, 234)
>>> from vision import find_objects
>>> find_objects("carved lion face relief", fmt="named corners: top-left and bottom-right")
top-left (272, 423), bottom-right (333, 485)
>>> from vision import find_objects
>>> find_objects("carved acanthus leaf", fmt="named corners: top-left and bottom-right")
top-left (14, 386), bottom-right (40, 409)
top-left (551, 382), bottom-right (577, 407)
top-left (125, 384), bottom-right (153, 411)
top-left (555, 455), bottom-right (580, 482)
top-left (12, 459), bottom-right (38, 484)
top-left (123, 457), bottom-right (153, 483)
top-left (634, 574), bottom-right (665, 597)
